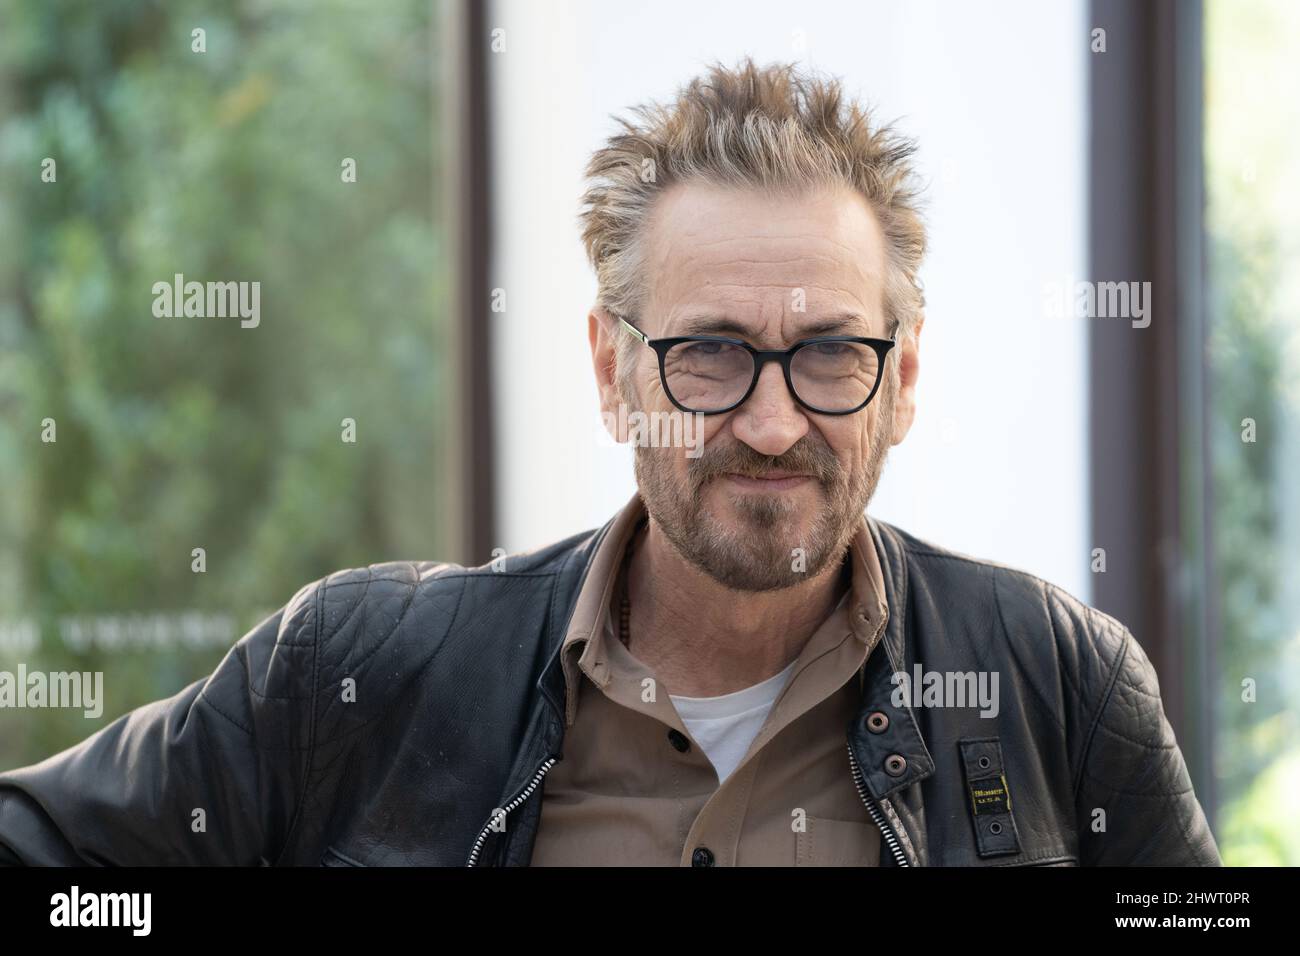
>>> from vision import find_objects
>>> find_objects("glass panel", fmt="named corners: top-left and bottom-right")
top-left (0, 0), bottom-right (451, 769)
top-left (1205, 0), bottom-right (1300, 865)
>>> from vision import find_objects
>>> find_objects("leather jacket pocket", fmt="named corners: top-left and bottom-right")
top-left (320, 845), bottom-right (367, 867)
top-left (995, 853), bottom-right (1078, 866)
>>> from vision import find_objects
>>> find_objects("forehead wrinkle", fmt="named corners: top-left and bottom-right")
top-left (675, 230), bottom-right (857, 251)
top-left (664, 256), bottom-right (876, 310)
top-left (643, 185), bottom-right (888, 334)
top-left (669, 233), bottom-right (880, 280)
top-left (669, 306), bottom-right (875, 346)
top-left (667, 233), bottom-right (864, 268)
top-left (661, 267), bottom-right (881, 334)
top-left (669, 277), bottom-right (880, 321)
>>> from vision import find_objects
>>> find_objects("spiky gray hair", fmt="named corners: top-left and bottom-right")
top-left (578, 56), bottom-right (927, 378)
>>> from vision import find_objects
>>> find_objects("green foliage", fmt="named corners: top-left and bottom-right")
top-left (0, 0), bottom-right (449, 767)
top-left (1205, 0), bottom-right (1300, 866)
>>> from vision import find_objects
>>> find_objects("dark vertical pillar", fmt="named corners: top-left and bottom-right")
top-left (1088, 0), bottom-right (1213, 816)
top-left (451, 0), bottom-right (496, 564)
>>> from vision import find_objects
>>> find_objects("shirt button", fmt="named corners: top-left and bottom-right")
top-left (884, 754), bottom-right (907, 776)
top-left (691, 847), bottom-right (715, 867)
top-left (668, 729), bottom-right (691, 753)
top-left (865, 711), bottom-right (889, 733)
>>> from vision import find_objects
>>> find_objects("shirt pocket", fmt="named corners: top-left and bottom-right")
top-left (796, 815), bottom-right (881, 866)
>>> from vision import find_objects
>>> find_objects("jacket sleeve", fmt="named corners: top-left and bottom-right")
top-left (1074, 623), bottom-right (1222, 865)
top-left (0, 579), bottom-right (322, 865)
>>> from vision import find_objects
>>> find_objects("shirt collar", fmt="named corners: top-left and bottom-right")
top-left (559, 492), bottom-right (891, 727)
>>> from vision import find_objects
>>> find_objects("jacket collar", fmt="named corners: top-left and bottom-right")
top-left (533, 507), bottom-right (936, 800)
top-left (852, 516), bottom-right (936, 800)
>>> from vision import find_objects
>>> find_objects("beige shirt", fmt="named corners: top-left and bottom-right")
top-left (531, 493), bottom-right (892, 866)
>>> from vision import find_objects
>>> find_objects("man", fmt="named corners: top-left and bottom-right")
top-left (0, 58), bottom-right (1220, 866)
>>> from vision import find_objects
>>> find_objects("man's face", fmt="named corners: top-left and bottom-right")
top-left (596, 181), bottom-right (918, 591)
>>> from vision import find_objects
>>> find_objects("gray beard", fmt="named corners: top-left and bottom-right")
top-left (630, 377), bottom-right (895, 592)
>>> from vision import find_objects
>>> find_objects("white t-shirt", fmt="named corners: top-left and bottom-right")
top-left (669, 659), bottom-right (797, 785)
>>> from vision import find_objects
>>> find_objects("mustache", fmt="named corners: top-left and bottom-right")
top-left (686, 435), bottom-right (842, 491)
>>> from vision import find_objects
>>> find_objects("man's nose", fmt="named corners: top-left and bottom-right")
top-left (730, 360), bottom-right (809, 456)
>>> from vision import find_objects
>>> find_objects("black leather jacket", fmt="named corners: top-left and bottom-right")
top-left (0, 513), bottom-right (1222, 866)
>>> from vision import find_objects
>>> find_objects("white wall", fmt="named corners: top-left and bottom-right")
top-left (487, 0), bottom-right (1091, 600)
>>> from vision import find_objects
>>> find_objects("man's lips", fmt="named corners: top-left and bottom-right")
top-left (721, 471), bottom-right (815, 491)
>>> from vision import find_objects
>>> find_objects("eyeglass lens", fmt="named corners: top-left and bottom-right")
top-left (661, 340), bottom-right (881, 413)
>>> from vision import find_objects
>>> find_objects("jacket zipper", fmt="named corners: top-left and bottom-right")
top-left (465, 756), bottom-right (558, 866)
top-left (846, 741), bottom-right (911, 867)
top-left (467, 748), bottom-right (908, 866)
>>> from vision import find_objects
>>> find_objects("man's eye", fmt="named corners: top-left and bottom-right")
top-left (685, 341), bottom-right (724, 356)
top-left (809, 342), bottom-right (848, 355)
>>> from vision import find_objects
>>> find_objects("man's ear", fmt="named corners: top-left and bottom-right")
top-left (890, 312), bottom-right (923, 445)
top-left (589, 307), bottom-right (628, 442)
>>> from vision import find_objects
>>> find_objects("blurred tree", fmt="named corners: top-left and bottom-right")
top-left (1205, 0), bottom-right (1300, 865)
top-left (0, 0), bottom-right (449, 767)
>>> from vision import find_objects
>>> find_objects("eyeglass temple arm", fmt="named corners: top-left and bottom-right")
top-left (616, 314), bottom-right (649, 344)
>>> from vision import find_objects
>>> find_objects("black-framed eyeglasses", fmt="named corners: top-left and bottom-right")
top-left (614, 314), bottom-right (898, 415)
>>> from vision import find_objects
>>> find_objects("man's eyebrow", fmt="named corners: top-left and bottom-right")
top-left (674, 313), bottom-right (872, 339)
top-left (792, 314), bottom-right (873, 336)
top-left (674, 316), bottom-right (753, 337)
